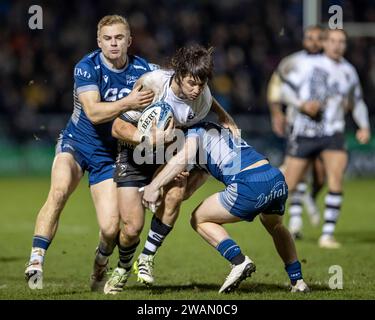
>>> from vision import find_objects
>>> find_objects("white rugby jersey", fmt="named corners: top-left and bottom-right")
top-left (281, 54), bottom-right (370, 137)
top-left (121, 69), bottom-right (213, 128)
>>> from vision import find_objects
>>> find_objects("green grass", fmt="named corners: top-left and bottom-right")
top-left (0, 176), bottom-right (374, 300)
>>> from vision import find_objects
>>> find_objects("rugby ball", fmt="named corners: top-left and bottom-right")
top-left (137, 101), bottom-right (174, 135)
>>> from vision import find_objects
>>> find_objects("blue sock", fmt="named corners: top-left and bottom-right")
top-left (30, 235), bottom-right (51, 265)
top-left (285, 260), bottom-right (303, 283)
top-left (216, 238), bottom-right (245, 265)
top-left (32, 235), bottom-right (51, 250)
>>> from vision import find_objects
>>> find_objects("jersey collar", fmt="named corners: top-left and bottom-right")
top-left (99, 52), bottom-right (129, 73)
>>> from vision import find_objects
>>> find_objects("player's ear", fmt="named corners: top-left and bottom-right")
top-left (127, 36), bottom-right (132, 48)
top-left (97, 37), bottom-right (102, 49)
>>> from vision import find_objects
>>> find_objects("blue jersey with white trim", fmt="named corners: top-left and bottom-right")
top-left (65, 49), bottom-right (157, 149)
top-left (186, 122), bottom-right (266, 185)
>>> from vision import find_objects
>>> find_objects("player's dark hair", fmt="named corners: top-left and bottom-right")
top-left (171, 44), bottom-right (214, 84)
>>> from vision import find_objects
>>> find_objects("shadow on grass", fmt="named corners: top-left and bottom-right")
top-left (125, 281), bottom-right (330, 294)
top-left (0, 256), bottom-right (25, 263)
top-left (24, 287), bottom-right (91, 299)
top-left (238, 282), bottom-right (329, 293)
top-left (8, 282), bottom-right (331, 299)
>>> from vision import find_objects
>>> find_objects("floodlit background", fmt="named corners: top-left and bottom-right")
top-left (0, 0), bottom-right (374, 175)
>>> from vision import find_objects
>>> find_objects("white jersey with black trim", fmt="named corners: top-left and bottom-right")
top-left (122, 69), bottom-right (213, 128)
top-left (277, 50), bottom-right (315, 126)
top-left (282, 54), bottom-right (369, 137)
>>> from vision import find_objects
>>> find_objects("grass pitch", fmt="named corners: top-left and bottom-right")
top-left (0, 176), bottom-right (374, 300)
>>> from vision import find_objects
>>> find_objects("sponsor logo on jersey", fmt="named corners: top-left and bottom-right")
top-left (255, 180), bottom-right (287, 209)
top-left (74, 67), bottom-right (91, 79)
top-left (126, 75), bottom-right (138, 85)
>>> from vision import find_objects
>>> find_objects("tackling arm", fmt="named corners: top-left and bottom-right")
top-left (150, 137), bottom-right (198, 189)
top-left (210, 97), bottom-right (240, 138)
top-left (111, 76), bottom-right (161, 146)
top-left (142, 137), bottom-right (199, 211)
top-left (78, 83), bottom-right (154, 125)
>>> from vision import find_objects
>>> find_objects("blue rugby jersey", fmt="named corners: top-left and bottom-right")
top-left (186, 122), bottom-right (266, 185)
top-left (64, 49), bottom-right (157, 149)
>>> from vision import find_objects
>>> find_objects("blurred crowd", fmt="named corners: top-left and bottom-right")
top-left (0, 0), bottom-right (374, 143)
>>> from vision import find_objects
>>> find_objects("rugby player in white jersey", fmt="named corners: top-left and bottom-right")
top-left (281, 29), bottom-right (371, 248)
top-left (103, 44), bottom-right (239, 294)
top-left (267, 25), bottom-right (325, 239)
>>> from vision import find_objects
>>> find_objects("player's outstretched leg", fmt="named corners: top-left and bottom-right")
top-left (259, 213), bottom-right (309, 293)
top-left (190, 193), bottom-right (256, 293)
top-left (25, 153), bottom-right (82, 290)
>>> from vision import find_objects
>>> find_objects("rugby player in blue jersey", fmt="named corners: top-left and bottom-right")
top-left (142, 122), bottom-right (309, 293)
top-left (25, 15), bottom-right (156, 291)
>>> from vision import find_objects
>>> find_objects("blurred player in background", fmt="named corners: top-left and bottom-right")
top-left (267, 25), bottom-right (325, 239)
top-left (142, 122), bottom-right (309, 293)
top-left (281, 28), bottom-right (371, 248)
top-left (24, 15), bottom-right (156, 290)
top-left (104, 44), bottom-right (239, 294)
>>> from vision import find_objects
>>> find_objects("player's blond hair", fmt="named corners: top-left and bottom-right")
top-left (97, 15), bottom-right (131, 37)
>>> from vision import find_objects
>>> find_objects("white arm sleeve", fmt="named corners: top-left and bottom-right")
top-left (351, 70), bottom-right (370, 129)
top-left (353, 99), bottom-right (370, 129)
